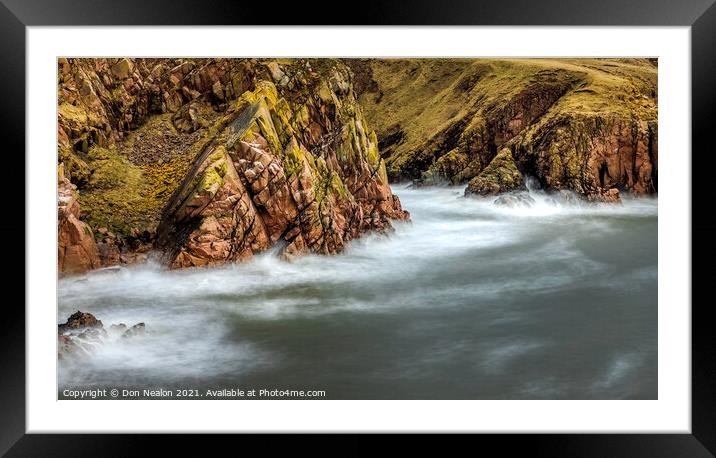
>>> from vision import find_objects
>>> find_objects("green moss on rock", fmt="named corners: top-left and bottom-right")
top-left (466, 148), bottom-right (524, 196)
top-left (79, 146), bottom-right (163, 237)
top-left (58, 147), bottom-right (92, 185)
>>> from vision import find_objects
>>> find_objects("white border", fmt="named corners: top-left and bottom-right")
top-left (27, 26), bottom-right (690, 433)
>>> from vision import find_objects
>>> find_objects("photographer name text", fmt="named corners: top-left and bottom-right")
top-left (61, 388), bottom-right (326, 399)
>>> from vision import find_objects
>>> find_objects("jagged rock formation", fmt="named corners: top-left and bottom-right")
top-left (156, 77), bottom-right (408, 267)
top-left (58, 165), bottom-right (101, 273)
top-left (347, 58), bottom-right (658, 199)
top-left (465, 148), bottom-right (525, 196)
top-left (57, 58), bottom-right (408, 273)
top-left (58, 311), bottom-right (146, 360)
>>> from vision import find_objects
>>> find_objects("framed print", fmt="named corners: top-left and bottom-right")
top-left (4, 0), bottom-right (715, 454)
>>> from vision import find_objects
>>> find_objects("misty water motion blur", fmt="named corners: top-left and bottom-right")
top-left (58, 185), bottom-right (657, 399)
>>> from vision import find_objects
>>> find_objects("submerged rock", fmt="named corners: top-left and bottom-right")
top-left (58, 311), bottom-right (147, 361)
top-left (109, 323), bottom-right (128, 333)
top-left (58, 335), bottom-right (82, 360)
top-left (493, 192), bottom-right (536, 208)
top-left (122, 322), bottom-right (146, 338)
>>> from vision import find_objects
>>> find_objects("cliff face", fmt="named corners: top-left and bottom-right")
top-left (57, 58), bottom-right (408, 274)
top-left (347, 58), bottom-right (658, 199)
top-left (154, 70), bottom-right (408, 268)
top-left (58, 165), bottom-right (101, 274)
top-left (57, 57), bottom-right (657, 274)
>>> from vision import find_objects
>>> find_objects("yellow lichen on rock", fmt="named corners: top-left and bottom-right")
top-left (57, 58), bottom-right (413, 273)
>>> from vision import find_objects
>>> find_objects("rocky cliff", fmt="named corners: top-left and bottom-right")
top-left (57, 164), bottom-right (101, 274)
top-left (347, 58), bottom-right (658, 200)
top-left (57, 57), bottom-right (658, 274)
top-left (57, 58), bottom-right (408, 274)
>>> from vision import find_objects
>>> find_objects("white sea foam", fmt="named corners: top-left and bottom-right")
top-left (58, 184), bottom-right (657, 398)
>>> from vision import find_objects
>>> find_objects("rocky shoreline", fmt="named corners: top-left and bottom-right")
top-left (57, 58), bottom-right (408, 275)
top-left (348, 58), bottom-right (657, 203)
top-left (57, 58), bottom-right (656, 276)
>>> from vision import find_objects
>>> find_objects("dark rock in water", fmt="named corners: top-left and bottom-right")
top-left (493, 192), bottom-right (536, 208)
top-left (122, 323), bottom-right (146, 338)
top-left (58, 311), bottom-right (146, 360)
top-left (58, 330), bottom-right (103, 360)
top-left (109, 323), bottom-right (128, 335)
top-left (78, 327), bottom-right (107, 342)
top-left (58, 311), bottom-right (105, 360)
top-left (58, 310), bottom-right (103, 334)
top-left (58, 334), bottom-right (80, 360)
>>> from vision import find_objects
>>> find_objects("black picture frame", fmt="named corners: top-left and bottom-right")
top-left (3, 0), bottom-right (714, 454)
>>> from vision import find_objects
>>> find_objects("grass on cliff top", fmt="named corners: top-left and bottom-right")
top-left (352, 58), bottom-right (657, 166)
